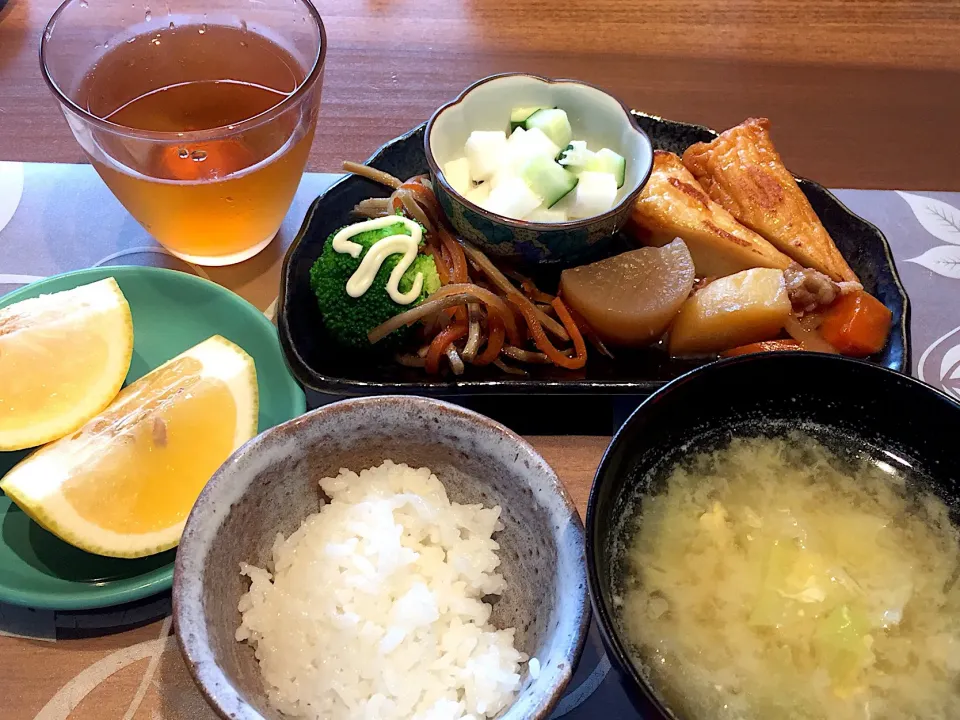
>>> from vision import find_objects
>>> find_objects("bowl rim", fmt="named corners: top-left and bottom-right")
top-left (424, 72), bottom-right (654, 231)
top-left (584, 351), bottom-right (960, 719)
top-left (173, 394), bottom-right (591, 720)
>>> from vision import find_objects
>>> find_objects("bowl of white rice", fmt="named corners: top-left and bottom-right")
top-left (173, 395), bottom-right (590, 720)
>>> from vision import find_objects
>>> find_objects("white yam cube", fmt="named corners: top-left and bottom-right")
top-left (442, 157), bottom-right (472, 196)
top-left (505, 127), bottom-right (561, 171)
top-left (464, 131), bottom-right (507, 182)
top-left (485, 176), bottom-right (542, 220)
top-left (568, 171), bottom-right (618, 219)
top-left (488, 165), bottom-right (517, 190)
top-left (465, 182), bottom-right (491, 208)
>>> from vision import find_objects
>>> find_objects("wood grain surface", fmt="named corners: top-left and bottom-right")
top-left (1, 0), bottom-right (959, 189)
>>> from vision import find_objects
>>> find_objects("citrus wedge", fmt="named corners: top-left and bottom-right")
top-left (0, 335), bottom-right (258, 558)
top-left (0, 277), bottom-right (134, 451)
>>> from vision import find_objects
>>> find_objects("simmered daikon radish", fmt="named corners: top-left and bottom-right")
top-left (559, 239), bottom-right (695, 346)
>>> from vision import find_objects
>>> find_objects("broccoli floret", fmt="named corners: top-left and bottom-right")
top-left (310, 222), bottom-right (441, 349)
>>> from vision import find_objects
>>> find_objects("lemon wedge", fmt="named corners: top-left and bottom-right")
top-left (0, 277), bottom-right (134, 451)
top-left (0, 335), bottom-right (258, 558)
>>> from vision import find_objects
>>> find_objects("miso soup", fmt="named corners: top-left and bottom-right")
top-left (617, 431), bottom-right (960, 720)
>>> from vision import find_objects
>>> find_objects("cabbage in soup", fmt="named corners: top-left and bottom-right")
top-left (617, 431), bottom-right (960, 720)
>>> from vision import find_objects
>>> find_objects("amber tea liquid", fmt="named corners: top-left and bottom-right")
top-left (76, 24), bottom-right (317, 264)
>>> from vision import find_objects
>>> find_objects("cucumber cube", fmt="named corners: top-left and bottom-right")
top-left (510, 106), bottom-right (549, 132)
top-left (585, 147), bottom-right (627, 188)
top-left (518, 155), bottom-right (578, 208)
top-left (567, 171), bottom-right (618, 219)
top-left (442, 157), bottom-right (472, 196)
top-left (523, 108), bottom-right (573, 149)
top-left (464, 130), bottom-right (507, 182)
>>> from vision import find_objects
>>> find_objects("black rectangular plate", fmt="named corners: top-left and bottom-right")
top-left (278, 114), bottom-right (910, 396)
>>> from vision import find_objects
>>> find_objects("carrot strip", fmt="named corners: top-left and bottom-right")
top-left (507, 296), bottom-right (586, 370)
top-left (721, 339), bottom-right (802, 357)
top-left (425, 323), bottom-right (468, 374)
top-left (431, 212), bottom-right (469, 316)
top-left (438, 228), bottom-right (468, 283)
top-left (439, 243), bottom-right (454, 275)
top-left (550, 298), bottom-right (587, 370)
top-left (402, 182), bottom-right (444, 223)
top-left (436, 244), bottom-right (456, 318)
top-left (399, 179), bottom-right (507, 348)
top-left (474, 316), bottom-right (505, 366)
top-left (460, 242), bottom-right (570, 341)
top-left (520, 279), bottom-right (555, 304)
top-left (400, 180), bottom-right (468, 283)
top-left (564, 303), bottom-right (614, 359)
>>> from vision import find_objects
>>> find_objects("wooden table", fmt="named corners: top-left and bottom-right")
top-left (1, 0), bottom-right (959, 189)
top-left (1, 1), bottom-right (960, 717)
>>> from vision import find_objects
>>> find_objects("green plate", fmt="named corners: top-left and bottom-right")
top-left (0, 266), bottom-right (306, 610)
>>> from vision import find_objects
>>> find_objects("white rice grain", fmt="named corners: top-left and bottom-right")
top-left (236, 460), bottom-right (527, 719)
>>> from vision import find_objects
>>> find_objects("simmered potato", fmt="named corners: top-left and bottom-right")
top-left (668, 268), bottom-right (791, 355)
top-left (560, 239), bottom-right (695, 347)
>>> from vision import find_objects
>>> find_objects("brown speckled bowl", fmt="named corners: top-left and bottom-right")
top-left (173, 395), bottom-right (590, 720)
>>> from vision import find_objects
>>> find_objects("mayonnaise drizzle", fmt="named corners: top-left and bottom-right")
top-left (331, 216), bottom-right (424, 304)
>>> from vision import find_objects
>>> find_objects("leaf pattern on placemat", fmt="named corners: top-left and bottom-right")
top-left (918, 325), bottom-right (960, 401)
top-left (939, 344), bottom-right (960, 400)
top-left (897, 191), bottom-right (960, 245)
top-left (898, 192), bottom-right (960, 279)
top-left (0, 162), bottom-right (24, 235)
top-left (906, 246), bottom-right (960, 279)
top-left (31, 618), bottom-right (172, 720)
top-left (0, 274), bottom-right (45, 286)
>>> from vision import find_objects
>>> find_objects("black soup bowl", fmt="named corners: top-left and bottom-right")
top-left (585, 352), bottom-right (960, 719)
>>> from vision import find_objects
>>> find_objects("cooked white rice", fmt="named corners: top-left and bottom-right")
top-left (236, 460), bottom-right (528, 719)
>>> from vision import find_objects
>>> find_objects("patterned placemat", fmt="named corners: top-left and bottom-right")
top-left (2, 162), bottom-right (958, 393)
top-left (1, 161), bottom-right (958, 719)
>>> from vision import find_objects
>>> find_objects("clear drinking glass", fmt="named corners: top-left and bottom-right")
top-left (41, 0), bottom-right (325, 266)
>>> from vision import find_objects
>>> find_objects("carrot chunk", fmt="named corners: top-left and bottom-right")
top-left (819, 291), bottom-right (891, 357)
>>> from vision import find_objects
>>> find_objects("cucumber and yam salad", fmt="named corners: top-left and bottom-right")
top-left (441, 107), bottom-right (627, 222)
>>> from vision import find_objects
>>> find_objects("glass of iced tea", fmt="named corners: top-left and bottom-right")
top-left (41, 0), bottom-right (325, 265)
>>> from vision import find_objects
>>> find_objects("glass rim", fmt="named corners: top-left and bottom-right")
top-left (39, 0), bottom-right (326, 142)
